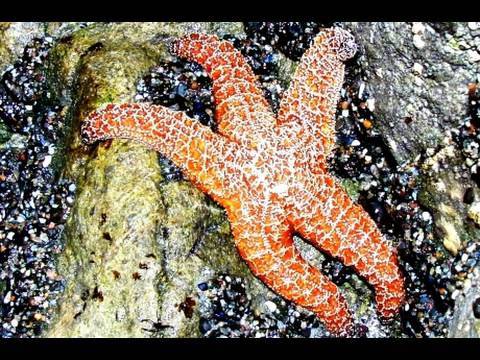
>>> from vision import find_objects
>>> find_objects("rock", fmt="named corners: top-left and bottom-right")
top-left (413, 141), bottom-right (480, 256)
top-left (413, 34), bottom-right (426, 49)
top-left (473, 298), bottom-right (480, 319)
top-left (43, 22), bottom-right (270, 338)
top-left (0, 22), bottom-right (45, 73)
top-left (468, 23), bottom-right (480, 31)
top-left (264, 300), bottom-right (277, 313)
top-left (277, 51), bottom-right (297, 89)
top-left (448, 269), bottom-right (480, 337)
top-left (0, 121), bottom-right (12, 145)
top-left (440, 219), bottom-right (462, 255)
top-left (344, 22), bottom-right (480, 164)
top-left (412, 62), bottom-right (424, 75)
top-left (467, 202), bottom-right (480, 225)
top-left (412, 22), bottom-right (426, 35)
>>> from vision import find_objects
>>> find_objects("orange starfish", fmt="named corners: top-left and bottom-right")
top-left (81, 28), bottom-right (405, 336)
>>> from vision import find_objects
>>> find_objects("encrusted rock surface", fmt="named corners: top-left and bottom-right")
top-left (41, 22), bottom-right (272, 338)
top-left (342, 22), bottom-right (480, 338)
top-left (0, 23), bottom-right (45, 73)
top-left (448, 268), bottom-right (480, 337)
top-left (344, 22), bottom-right (480, 164)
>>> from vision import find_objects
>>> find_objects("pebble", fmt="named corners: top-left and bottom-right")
top-left (473, 298), bottom-right (480, 319)
top-left (467, 50), bottom-right (480, 63)
top-left (363, 119), bottom-right (373, 129)
top-left (467, 202), bottom-right (480, 225)
top-left (421, 211), bottom-right (432, 221)
top-left (265, 301), bottom-right (277, 313)
top-left (468, 22), bottom-right (480, 31)
top-left (42, 155), bottom-right (52, 168)
top-left (412, 63), bottom-right (424, 75)
top-left (3, 291), bottom-right (12, 304)
top-left (464, 187), bottom-right (475, 204)
top-left (442, 221), bottom-right (462, 255)
top-left (413, 35), bottom-right (426, 49)
top-left (366, 98), bottom-right (375, 111)
top-left (412, 22), bottom-right (426, 35)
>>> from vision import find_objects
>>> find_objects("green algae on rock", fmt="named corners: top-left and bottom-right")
top-left (419, 144), bottom-right (480, 256)
top-left (45, 30), bottom-right (168, 337)
top-left (43, 22), bottom-right (275, 338)
top-left (48, 141), bottom-right (165, 337)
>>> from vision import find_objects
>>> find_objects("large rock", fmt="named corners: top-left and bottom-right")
top-left (345, 22), bottom-right (480, 256)
top-left (43, 22), bottom-right (266, 338)
top-left (344, 22), bottom-right (480, 337)
top-left (345, 22), bottom-right (480, 164)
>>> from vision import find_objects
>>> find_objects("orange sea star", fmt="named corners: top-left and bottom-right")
top-left (81, 28), bottom-right (405, 336)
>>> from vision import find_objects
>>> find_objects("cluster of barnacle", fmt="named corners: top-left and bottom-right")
top-left (0, 38), bottom-right (74, 337)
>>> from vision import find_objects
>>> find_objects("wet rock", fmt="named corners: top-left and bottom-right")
top-left (344, 22), bottom-right (480, 164)
top-left (43, 25), bottom-right (168, 337)
top-left (417, 145), bottom-right (478, 255)
top-left (0, 122), bottom-right (11, 144)
top-left (0, 23), bottom-right (45, 73)
top-left (448, 268), bottom-right (480, 337)
top-left (473, 298), bottom-right (480, 319)
top-left (467, 201), bottom-right (480, 225)
top-left (0, 37), bottom-right (75, 338)
top-left (42, 22), bottom-right (273, 338)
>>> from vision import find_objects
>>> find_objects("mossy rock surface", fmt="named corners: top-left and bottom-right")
top-left (43, 22), bottom-right (269, 338)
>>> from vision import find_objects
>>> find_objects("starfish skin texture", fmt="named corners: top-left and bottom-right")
top-left (81, 29), bottom-right (406, 336)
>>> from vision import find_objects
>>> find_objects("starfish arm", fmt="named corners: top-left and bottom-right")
top-left (229, 204), bottom-right (354, 335)
top-left (287, 175), bottom-right (405, 319)
top-left (172, 33), bottom-right (276, 148)
top-left (81, 103), bottom-right (243, 203)
top-left (276, 28), bottom-right (357, 168)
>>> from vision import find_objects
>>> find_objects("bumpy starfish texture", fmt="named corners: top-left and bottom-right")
top-left (81, 29), bottom-right (405, 336)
